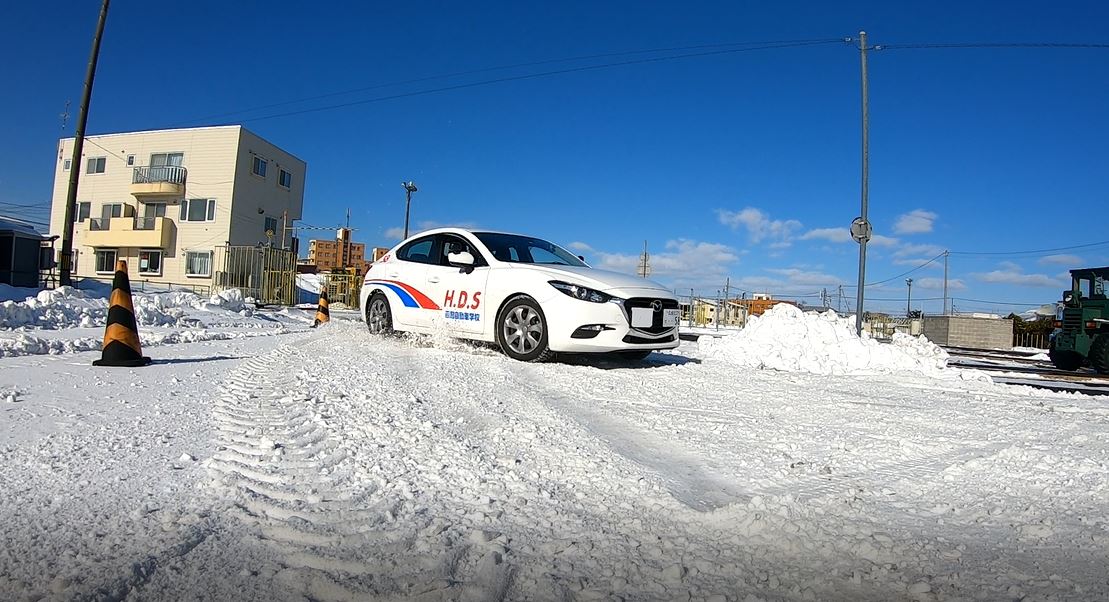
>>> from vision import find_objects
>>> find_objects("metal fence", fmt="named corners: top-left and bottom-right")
top-left (317, 272), bottom-right (363, 309)
top-left (1013, 331), bottom-right (1049, 350)
top-left (212, 245), bottom-right (297, 306)
top-left (865, 315), bottom-right (921, 341)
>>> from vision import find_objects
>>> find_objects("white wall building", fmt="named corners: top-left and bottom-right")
top-left (48, 126), bottom-right (305, 289)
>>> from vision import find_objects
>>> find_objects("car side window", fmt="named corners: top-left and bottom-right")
top-left (436, 235), bottom-right (486, 267)
top-left (397, 237), bottom-right (435, 264)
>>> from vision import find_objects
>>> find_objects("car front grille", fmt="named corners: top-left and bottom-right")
top-left (620, 297), bottom-right (679, 335)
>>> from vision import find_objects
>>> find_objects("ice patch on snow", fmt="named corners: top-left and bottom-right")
top-left (697, 304), bottom-right (951, 376)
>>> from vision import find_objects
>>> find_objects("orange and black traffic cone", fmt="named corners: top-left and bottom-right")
top-left (311, 289), bottom-right (330, 328)
top-left (93, 260), bottom-right (152, 367)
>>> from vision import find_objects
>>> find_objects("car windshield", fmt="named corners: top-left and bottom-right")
top-left (473, 232), bottom-right (586, 267)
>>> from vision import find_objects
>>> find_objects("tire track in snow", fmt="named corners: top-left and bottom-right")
top-left (206, 335), bottom-right (513, 601)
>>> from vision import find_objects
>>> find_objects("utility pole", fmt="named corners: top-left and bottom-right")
top-left (851, 30), bottom-right (872, 336)
top-left (906, 278), bottom-right (914, 317)
top-left (723, 277), bottom-right (730, 325)
top-left (59, 0), bottom-right (110, 286)
top-left (689, 288), bottom-right (695, 328)
top-left (637, 240), bottom-right (650, 278)
top-left (943, 250), bottom-right (950, 315)
top-left (402, 181), bottom-right (418, 239)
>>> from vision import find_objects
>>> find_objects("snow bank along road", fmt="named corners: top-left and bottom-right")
top-left (2, 320), bottom-right (1108, 601)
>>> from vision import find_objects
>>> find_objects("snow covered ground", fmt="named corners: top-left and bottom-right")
top-left (1, 293), bottom-right (1107, 601)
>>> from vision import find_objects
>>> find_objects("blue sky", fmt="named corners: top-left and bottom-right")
top-left (2, 1), bottom-right (1107, 315)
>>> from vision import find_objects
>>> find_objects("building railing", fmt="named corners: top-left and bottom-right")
top-left (133, 217), bottom-right (158, 230)
top-left (132, 165), bottom-right (187, 185)
top-left (89, 218), bottom-right (109, 231)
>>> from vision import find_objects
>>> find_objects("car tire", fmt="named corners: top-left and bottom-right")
top-left (1090, 333), bottom-right (1109, 375)
top-left (496, 296), bottom-right (553, 362)
top-left (366, 292), bottom-right (393, 335)
top-left (1049, 339), bottom-right (1083, 371)
top-left (613, 349), bottom-right (652, 361)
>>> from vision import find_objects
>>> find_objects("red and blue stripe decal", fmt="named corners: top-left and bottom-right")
top-left (366, 280), bottom-right (440, 310)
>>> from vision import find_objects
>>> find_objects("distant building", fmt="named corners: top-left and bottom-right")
top-left (0, 217), bottom-right (48, 287)
top-left (307, 228), bottom-right (371, 274)
top-left (47, 125), bottom-right (305, 287)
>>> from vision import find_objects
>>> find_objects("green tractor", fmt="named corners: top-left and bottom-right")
top-left (1049, 266), bottom-right (1109, 373)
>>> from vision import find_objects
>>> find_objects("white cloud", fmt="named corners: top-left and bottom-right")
top-left (717, 207), bottom-right (802, 244)
top-left (893, 209), bottom-right (937, 234)
top-left (914, 277), bottom-right (966, 291)
top-left (893, 243), bottom-right (945, 258)
top-left (765, 268), bottom-right (843, 287)
top-left (592, 239), bottom-right (741, 288)
top-left (383, 220), bottom-right (480, 241)
top-left (1038, 254), bottom-right (1082, 266)
top-left (972, 265), bottom-right (1066, 288)
top-left (800, 227), bottom-right (852, 243)
top-left (567, 241), bottom-right (594, 252)
top-left (799, 227), bottom-right (899, 248)
top-left (891, 257), bottom-right (945, 269)
top-left (870, 234), bottom-right (900, 247)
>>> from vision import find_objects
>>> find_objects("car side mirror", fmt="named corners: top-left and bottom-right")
top-left (448, 251), bottom-right (475, 273)
top-left (577, 255), bottom-right (586, 262)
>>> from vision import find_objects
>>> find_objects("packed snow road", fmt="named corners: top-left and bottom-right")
top-left (2, 316), bottom-right (1108, 600)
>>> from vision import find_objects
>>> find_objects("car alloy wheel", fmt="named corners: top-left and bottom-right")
top-left (366, 292), bottom-right (393, 334)
top-left (497, 297), bottom-right (552, 362)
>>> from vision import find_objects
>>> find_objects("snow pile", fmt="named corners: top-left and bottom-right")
top-left (202, 288), bottom-right (252, 316)
top-left (698, 304), bottom-right (950, 375)
top-left (0, 286), bottom-right (193, 329)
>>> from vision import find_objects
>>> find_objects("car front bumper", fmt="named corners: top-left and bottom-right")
top-left (542, 293), bottom-right (680, 353)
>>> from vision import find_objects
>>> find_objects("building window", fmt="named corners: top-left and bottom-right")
top-left (138, 250), bottom-right (162, 275)
top-left (63, 159), bottom-right (72, 171)
top-left (86, 157), bottom-right (106, 174)
top-left (279, 169), bottom-right (292, 188)
top-left (185, 251), bottom-right (212, 277)
top-left (150, 152), bottom-right (184, 167)
top-left (252, 156), bottom-right (267, 177)
top-left (101, 203), bottom-right (124, 219)
top-left (126, 154), bottom-right (135, 166)
top-left (180, 198), bottom-right (216, 222)
top-left (95, 249), bottom-right (117, 274)
top-left (74, 202), bottom-right (91, 222)
top-left (143, 202), bottom-right (167, 218)
top-left (264, 216), bottom-right (278, 236)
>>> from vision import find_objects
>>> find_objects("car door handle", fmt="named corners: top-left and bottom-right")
top-left (427, 276), bottom-right (440, 283)
top-left (387, 272), bottom-right (400, 279)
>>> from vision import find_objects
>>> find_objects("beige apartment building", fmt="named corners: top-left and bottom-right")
top-left (48, 125), bottom-right (305, 289)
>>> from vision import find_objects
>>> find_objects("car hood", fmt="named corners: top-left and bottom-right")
top-left (516, 264), bottom-right (674, 296)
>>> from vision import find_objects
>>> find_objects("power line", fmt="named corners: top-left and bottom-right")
top-left (218, 39), bottom-right (846, 125)
top-left (951, 296), bottom-right (1045, 307)
top-left (174, 38), bottom-right (848, 126)
top-left (876, 42), bottom-right (1109, 51)
top-left (950, 239), bottom-right (1109, 257)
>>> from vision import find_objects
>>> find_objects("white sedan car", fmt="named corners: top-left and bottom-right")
top-left (360, 228), bottom-right (681, 361)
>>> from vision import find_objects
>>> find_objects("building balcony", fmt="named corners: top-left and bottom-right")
top-left (83, 216), bottom-right (175, 249)
top-left (131, 165), bottom-right (187, 198)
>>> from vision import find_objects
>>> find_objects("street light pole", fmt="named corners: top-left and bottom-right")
top-left (906, 277), bottom-right (913, 317)
top-left (401, 181), bottom-right (418, 239)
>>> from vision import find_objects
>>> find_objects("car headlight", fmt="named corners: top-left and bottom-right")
top-left (549, 281), bottom-right (613, 303)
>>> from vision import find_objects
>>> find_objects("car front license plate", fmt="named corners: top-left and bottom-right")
top-left (631, 307), bottom-right (653, 327)
top-left (663, 308), bottom-right (680, 327)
